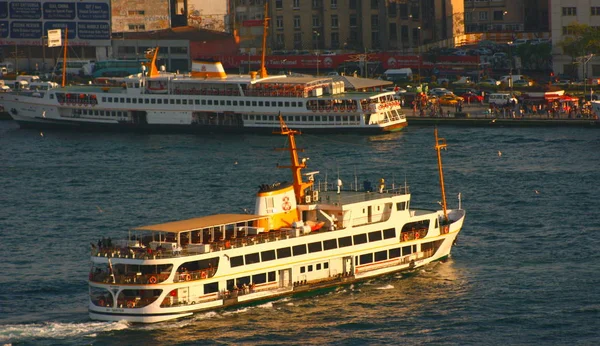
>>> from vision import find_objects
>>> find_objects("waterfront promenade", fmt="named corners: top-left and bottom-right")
top-left (406, 104), bottom-right (599, 127)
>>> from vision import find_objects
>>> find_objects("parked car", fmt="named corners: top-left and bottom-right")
top-left (429, 87), bottom-right (452, 97)
top-left (478, 78), bottom-right (501, 87)
top-left (512, 79), bottom-right (533, 87)
top-left (461, 92), bottom-right (484, 103)
top-left (439, 95), bottom-right (464, 106)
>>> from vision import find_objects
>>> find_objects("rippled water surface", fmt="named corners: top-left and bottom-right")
top-left (1, 121), bottom-right (599, 345)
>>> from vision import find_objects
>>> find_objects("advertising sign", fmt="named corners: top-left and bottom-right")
top-left (0, 0), bottom-right (110, 46)
top-left (47, 28), bottom-right (61, 47)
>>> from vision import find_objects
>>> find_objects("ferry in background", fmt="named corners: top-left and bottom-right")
top-left (87, 120), bottom-right (465, 323)
top-left (0, 47), bottom-right (405, 134)
top-left (91, 59), bottom-right (149, 79)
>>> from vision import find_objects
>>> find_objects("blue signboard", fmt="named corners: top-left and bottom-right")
top-left (11, 21), bottom-right (42, 39)
top-left (77, 3), bottom-right (109, 20)
top-left (0, 20), bottom-right (8, 38)
top-left (9, 1), bottom-right (41, 20)
top-left (43, 2), bottom-right (75, 20)
top-left (0, 2), bottom-right (8, 19)
top-left (0, 1), bottom-right (110, 46)
top-left (44, 21), bottom-right (76, 38)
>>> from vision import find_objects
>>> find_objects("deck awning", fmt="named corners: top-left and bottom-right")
top-left (133, 213), bottom-right (266, 234)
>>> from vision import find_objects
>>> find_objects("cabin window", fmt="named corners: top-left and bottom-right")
top-left (292, 102), bottom-right (297, 107)
top-left (300, 267), bottom-right (306, 273)
top-left (308, 265), bottom-right (313, 272)
top-left (227, 100), bottom-right (232, 105)
top-left (157, 99), bottom-right (161, 104)
top-left (176, 99), bottom-right (181, 104)
top-left (108, 97), bottom-right (113, 102)
top-left (324, 262), bottom-right (329, 269)
top-left (102, 97), bottom-right (106, 102)
top-left (302, 116), bottom-right (307, 122)
top-left (308, 241), bottom-right (322, 253)
top-left (360, 253), bottom-right (373, 264)
top-left (252, 273), bottom-right (267, 284)
top-left (195, 100), bottom-right (200, 105)
top-left (368, 230), bottom-right (382, 242)
top-left (389, 247), bottom-right (401, 258)
top-left (258, 101), bottom-right (263, 106)
top-left (236, 276), bottom-right (251, 287)
top-left (230, 255), bottom-right (244, 267)
top-left (323, 239), bottom-right (337, 250)
top-left (383, 228), bottom-right (395, 239)
top-left (249, 115), bottom-right (255, 120)
top-left (121, 98), bottom-right (125, 103)
top-left (278, 101), bottom-right (283, 107)
top-left (292, 244), bottom-right (307, 256)
top-left (268, 271), bottom-right (276, 281)
top-left (245, 253), bottom-right (260, 265)
top-left (202, 100), bottom-right (207, 105)
top-left (277, 247), bottom-right (291, 259)
top-left (353, 233), bottom-right (367, 245)
top-left (285, 102), bottom-right (290, 107)
top-left (375, 250), bottom-right (387, 262)
top-left (261, 250), bottom-right (276, 262)
top-left (396, 202), bottom-right (406, 211)
top-left (182, 99), bottom-right (187, 105)
top-left (220, 100), bottom-right (225, 106)
top-left (265, 101), bottom-right (270, 106)
top-left (295, 116), bottom-right (300, 122)
top-left (246, 101), bottom-right (251, 106)
top-left (133, 98), bottom-right (138, 104)
top-left (402, 246), bottom-right (412, 256)
top-left (338, 236), bottom-right (352, 247)
top-left (233, 101), bottom-right (238, 106)
top-left (126, 98), bottom-right (131, 103)
top-left (151, 99), bottom-right (156, 104)
top-left (204, 282), bottom-right (219, 294)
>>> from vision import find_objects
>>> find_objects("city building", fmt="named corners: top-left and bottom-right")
top-left (464, 0), bottom-right (549, 34)
top-left (230, 0), bottom-right (465, 54)
top-left (551, 0), bottom-right (600, 78)
top-left (111, 0), bottom-right (188, 33)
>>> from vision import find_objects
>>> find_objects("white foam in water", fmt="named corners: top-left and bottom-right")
top-left (376, 284), bottom-right (395, 290)
top-left (257, 302), bottom-right (274, 309)
top-left (0, 320), bottom-right (129, 343)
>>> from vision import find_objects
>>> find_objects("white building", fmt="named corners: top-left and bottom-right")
top-left (551, 0), bottom-right (600, 78)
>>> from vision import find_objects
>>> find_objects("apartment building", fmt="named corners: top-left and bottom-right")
top-left (551, 0), bottom-right (600, 77)
top-left (464, 0), bottom-right (549, 34)
top-left (111, 0), bottom-right (188, 33)
top-left (231, 0), bottom-right (464, 53)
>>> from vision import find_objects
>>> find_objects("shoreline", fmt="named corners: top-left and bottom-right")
top-left (406, 116), bottom-right (599, 127)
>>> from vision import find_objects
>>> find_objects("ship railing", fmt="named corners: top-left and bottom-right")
top-left (315, 186), bottom-right (409, 205)
top-left (399, 229), bottom-right (429, 242)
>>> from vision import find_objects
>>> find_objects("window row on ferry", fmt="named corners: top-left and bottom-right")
top-left (100, 96), bottom-right (305, 109)
top-left (244, 114), bottom-right (360, 123)
top-left (229, 228), bottom-right (397, 268)
top-left (75, 109), bottom-right (128, 118)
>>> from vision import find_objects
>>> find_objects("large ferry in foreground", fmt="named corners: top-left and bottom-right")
top-left (88, 120), bottom-right (465, 323)
top-left (0, 47), bottom-right (406, 133)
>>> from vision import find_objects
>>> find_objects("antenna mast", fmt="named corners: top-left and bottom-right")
top-left (434, 128), bottom-right (448, 222)
top-left (259, 2), bottom-right (269, 78)
top-left (61, 27), bottom-right (68, 87)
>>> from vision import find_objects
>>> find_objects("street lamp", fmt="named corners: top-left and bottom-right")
top-left (313, 30), bottom-right (320, 76)
top-left (507, 41), bottom-right (513, 94)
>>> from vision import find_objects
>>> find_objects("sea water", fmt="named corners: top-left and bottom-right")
top-left (1, 121), bottom-right (599, 345)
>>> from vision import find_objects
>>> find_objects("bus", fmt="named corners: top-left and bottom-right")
top-left (55, 60), bottom-right (95, 76)
top-left (92, 59), bottom-right (148, 78)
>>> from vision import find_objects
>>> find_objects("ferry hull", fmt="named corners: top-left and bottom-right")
top-left (12, 116), bottom-right (406, 134)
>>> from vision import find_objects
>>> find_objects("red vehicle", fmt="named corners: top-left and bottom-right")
top-left (461, 92), bottom-right (484, 103)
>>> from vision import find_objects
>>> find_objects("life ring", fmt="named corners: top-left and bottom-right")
top-left (201, 271), bottom-right (207, 279)
top-left (185, 274), bottom-right (191, 281)
top-left (127, 301), bottom-right (135, 308)
top-left (149, 276), bottom-right (157, 284)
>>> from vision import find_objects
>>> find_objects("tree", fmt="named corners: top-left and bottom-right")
top-left (558, 23), bottom-right (600, 61)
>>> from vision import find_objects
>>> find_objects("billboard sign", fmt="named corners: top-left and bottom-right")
top-left (0, 0), bottom-right (110, 46)
top-left (47, 28), bottom-right (61, 47)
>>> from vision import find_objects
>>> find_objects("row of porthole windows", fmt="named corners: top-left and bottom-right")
top-left (230, 228), bottom-right (396, 268)
top-left (245, 114), bottom-right (360, 122)
top-left (76, 109), bottom-right (127, 117)
top-left (356, 244), bottom-right (417, 266)
top-left (100, 96), bottom-right (304, 108)
top-left (299, 262), bottom-right (329, 274)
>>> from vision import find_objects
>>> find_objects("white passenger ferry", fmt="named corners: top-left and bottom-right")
top-left (88, 120), bottom-right (465, 323)
top-left (0, 47), bottom-right (406, 133)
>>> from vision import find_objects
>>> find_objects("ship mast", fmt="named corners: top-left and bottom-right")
top-left (259, 2), bottom-right (269, 78)
top-left (61, 27), bottom-right (68, 87)
top-left (275, 115), bottom-right (313, 205)
top-left (434, 128), bottom-right (449, 222)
